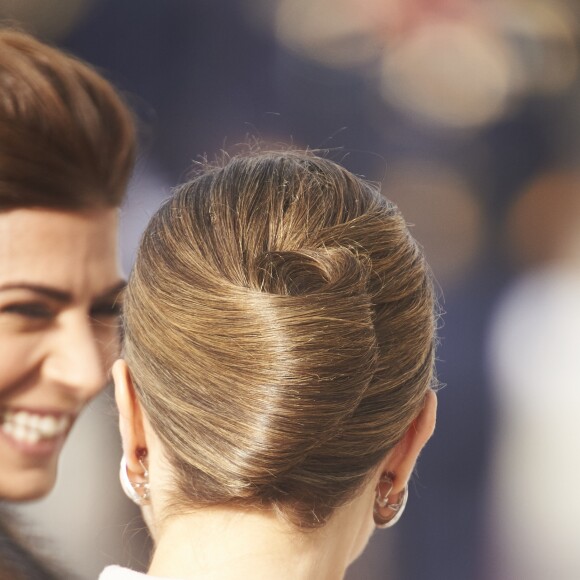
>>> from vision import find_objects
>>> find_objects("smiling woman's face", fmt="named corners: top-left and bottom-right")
top-left (0, 207), bottom-right (123, 501)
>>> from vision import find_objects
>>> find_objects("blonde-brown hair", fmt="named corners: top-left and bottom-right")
top-left (124, 150), bottom-right (437, 528)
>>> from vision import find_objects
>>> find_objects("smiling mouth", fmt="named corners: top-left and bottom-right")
top-left (0, 410), bottom-right (71, 445)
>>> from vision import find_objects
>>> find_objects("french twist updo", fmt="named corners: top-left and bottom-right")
top-left (123, 150), bottom-right (437, 528)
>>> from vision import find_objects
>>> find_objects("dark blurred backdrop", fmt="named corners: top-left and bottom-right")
top-left (7, 1), bottom-right (580, 578)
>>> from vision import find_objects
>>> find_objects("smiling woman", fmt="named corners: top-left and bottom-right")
top-left (0, 209), bottom-right (123, 499)
top-left (0, 28), bottom-right (135, 578)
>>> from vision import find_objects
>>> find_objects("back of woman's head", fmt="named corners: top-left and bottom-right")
top-left (0, 28), bottom-right (135, 210)
top-left (124, 150), bottom-right (437, 528)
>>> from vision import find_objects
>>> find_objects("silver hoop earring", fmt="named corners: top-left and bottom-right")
top-left (373, 473), bottom-right (408, 529)
top-left (119, 455), bottom-right (150, 506)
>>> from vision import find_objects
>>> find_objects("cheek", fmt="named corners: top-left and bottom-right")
top-left (0, 332), bottom-right (39, 399)
top-left (95, 324), bottom-right (122, 373)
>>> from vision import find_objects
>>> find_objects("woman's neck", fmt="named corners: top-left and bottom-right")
top-left (147, 503), bottom-right (370, 580)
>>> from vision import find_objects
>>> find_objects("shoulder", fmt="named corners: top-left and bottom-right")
top-left (0, 516), bottom-right (60, 580)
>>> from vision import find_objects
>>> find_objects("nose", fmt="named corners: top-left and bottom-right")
top-left (43, 314), bottom-right (108, 399)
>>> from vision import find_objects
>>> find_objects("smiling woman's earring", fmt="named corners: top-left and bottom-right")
top-left (119, 453), bottom-right (150, 506)
top-left (373, 472), bottom-right (408, 529)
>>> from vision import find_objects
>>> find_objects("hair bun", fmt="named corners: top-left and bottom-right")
top-left (124, 151), bottom-right (436, 528)
top-left (254, 246), bottom-right (370, 297)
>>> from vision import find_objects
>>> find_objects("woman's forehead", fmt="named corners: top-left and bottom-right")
top-left (0, 207), bottom-right (121, 298)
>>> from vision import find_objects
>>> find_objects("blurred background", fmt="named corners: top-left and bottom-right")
top-left (5, 0), bottom-right (580, 578)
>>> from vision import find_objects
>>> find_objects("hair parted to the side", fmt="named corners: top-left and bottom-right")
top-left (124, 149), bottom-right (437, 528)
top-left (0, 28), bottom-right (135, 210)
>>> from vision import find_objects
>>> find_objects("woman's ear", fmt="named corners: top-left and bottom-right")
top-left (112, 359), bottom-right (148, 474)
top-left (380, 390), bottom-right (437, 495)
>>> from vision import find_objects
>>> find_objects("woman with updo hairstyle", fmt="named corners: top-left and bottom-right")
top-left (107, 151), bottom-right (438, 580)
top-left (0, 28), bottom-right (135, 578)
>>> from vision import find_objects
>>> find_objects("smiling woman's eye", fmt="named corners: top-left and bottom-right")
top-left (90, 302), bottom-right (122, 318)
top-left (0, 302), bottom-right (54, 319)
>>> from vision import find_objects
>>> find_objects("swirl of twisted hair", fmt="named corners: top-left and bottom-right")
top-left (124, 150), bottom-right (437, 528)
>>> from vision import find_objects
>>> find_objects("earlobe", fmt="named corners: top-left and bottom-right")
top-left (119, 453), bottom-right (151, 506)
top-left (373, 472), bottom-right (409, 528)
top-left (373, 390), bottom-right (437, 527)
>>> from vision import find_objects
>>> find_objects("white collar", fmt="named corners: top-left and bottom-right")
top-left (99, 565), bottom-right (172, 579)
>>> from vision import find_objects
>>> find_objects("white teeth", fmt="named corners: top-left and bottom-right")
top-left (13, 425), bottom-right (27, 441)
top-left (38, 416), bottom-right (58, 435)
top-left (26, 431), bottom-right (41, 445)
top-left (0, 410), bottom-right (71, 444)
top-left (13, 411), bottom-right (28, 426)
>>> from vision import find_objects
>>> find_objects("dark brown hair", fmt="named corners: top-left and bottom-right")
top-left (0, 28), bottom-right (136, 580)
top-left (124, 150), bottom-right (437, 528)
top-left (0, 28), bottom-right (135, 211)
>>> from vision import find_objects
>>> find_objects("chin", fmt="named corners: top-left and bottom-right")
top-left (0, 467), bottom-right (58, 502)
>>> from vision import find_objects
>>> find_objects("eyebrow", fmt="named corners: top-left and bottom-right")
top-left (0, 280), bottom-right (127, 304)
